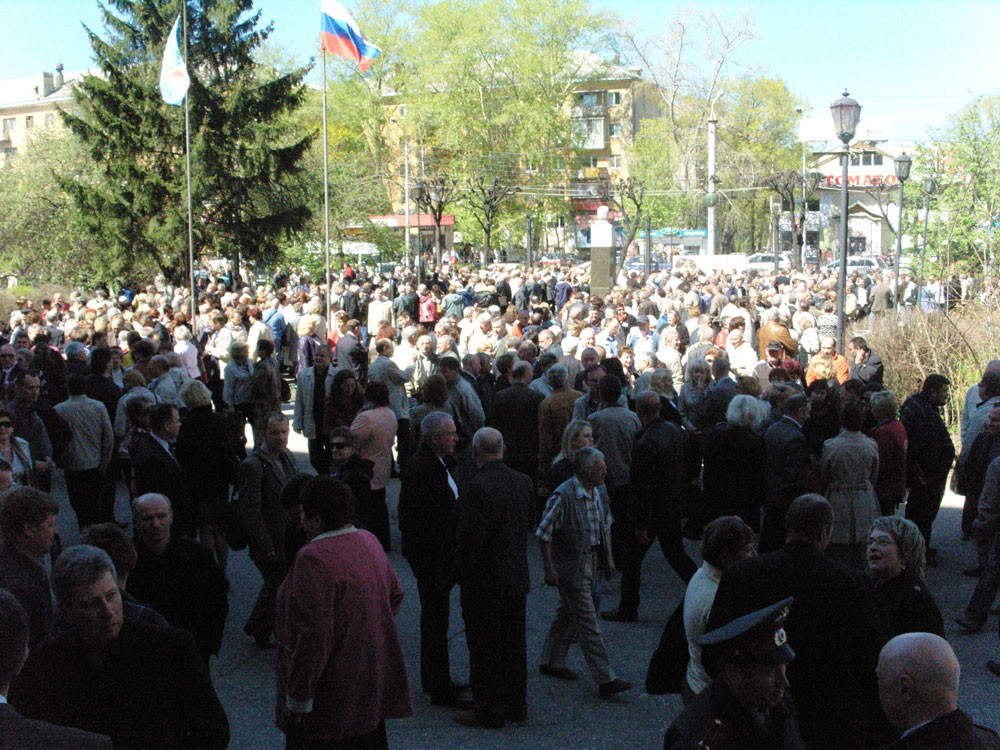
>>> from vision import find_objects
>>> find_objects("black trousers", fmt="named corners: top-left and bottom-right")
top-left (906, 477), bottom-right (948, 549)
top-left (307, 435), bottom-right (332, 475)
top-left (359, 488), bottom-right (390, 553)
top-left (245, 558), bottom-right (287, 641)
top-left (64, 467), bottom-right (105, 530)
top-left (618, 515), bottom-right (697, 616)
top-left (413, 572), bottom-right (453, 698)
top-left (395, 418), bottom-right (410, 470)
top-left (460, 588), bottom-right (527, 723)
top-left (607, 484), bottom-right (631, 570)
top-left (758, 502), bottom-right (790, 554)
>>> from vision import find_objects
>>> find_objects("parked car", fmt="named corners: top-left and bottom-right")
top-left (823, 256), bottom-right (884, 275)
top-left (746, 252), bottom-right (791, 273)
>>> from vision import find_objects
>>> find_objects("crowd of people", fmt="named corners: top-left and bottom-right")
top-left (0, 255), bottom-right (997, 748)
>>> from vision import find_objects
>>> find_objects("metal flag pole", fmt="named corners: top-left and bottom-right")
top-left (182, 2), bottom-right (196, 326)
top-left (322, 49), bottom-right (332, 328)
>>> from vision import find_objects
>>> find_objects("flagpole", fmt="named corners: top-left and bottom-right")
top-left (322, 49), bottom-right (332, 330)
top-left (182, 3), bottom-right (196, 327)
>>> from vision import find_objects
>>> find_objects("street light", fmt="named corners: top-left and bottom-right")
top-left (892, 152), bottom-right (912, 307)
top-left (918, 176), bottom-right (937, 300)
top-left (413, 182), bottom-right (426, 280)
top-left (830, 89), bottom-right (862, 354)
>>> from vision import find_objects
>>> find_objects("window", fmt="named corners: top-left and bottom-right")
top-left (608, 91), bottom-right (621, 106)
top-left (578, 155), bottom-right (598, 169)
top-left (609, 154), bottom-right (621, 169)
top-left (45, 113), bottom-right (54, 127)
top-left (872, 154), bottom-right (883, 166)
top-left (1, 118), bottom-right (14, 134)
top-left (860, 152), bottom-right (884, 166)
top-left (397, 104), bottom-right (406, 117)
top-left (849, 153), bottom-right (859, 166)
top-left (575, 92), bottom-right (600, 107)
top-left (572, 117), bottom-right (605, 149)
top-left (24, 116), bottom-right (33, 129)
top-left (2, 147), bottom-right (16, 160)
top-left (609, 122), bottom-right (622, 138)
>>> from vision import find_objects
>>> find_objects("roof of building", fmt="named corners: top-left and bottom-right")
top-left (0, 68), bottom-right (95, 108)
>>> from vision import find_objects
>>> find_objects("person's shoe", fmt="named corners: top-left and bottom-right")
top-left (430, 692), bottom-right (475, 709)
top-left (955, 617), bottom-right (984, 634)
top-left (601, 609), bottom-right (637, 622)
top-left (453, 712), bottom-right (504, 729)
top-left (539, 664), bottom-right (578, 680)
top-left (598, 678), bottom-right (633, 699)
top-left (505, 707), bottom-right (528, 723)
top-left (963, 566), bottom-right (982, 577)
top-left (987, 660), bottom-right (1000, 678)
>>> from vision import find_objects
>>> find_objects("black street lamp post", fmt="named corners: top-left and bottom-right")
top-left (893, 152), bottom-right (912, 307)
top-left (830, 90), bottom-right (862, 354)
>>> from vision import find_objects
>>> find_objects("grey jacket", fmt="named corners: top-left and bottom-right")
top-left (368, 355), bottom-right (413, 419)
top-left (292, 366), bottom-right (335, 439)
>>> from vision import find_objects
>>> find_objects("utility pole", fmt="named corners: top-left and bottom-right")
top-left (706, 101), bottom-right (718, 257)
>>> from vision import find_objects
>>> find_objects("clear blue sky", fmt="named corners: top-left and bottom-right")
top-left (8, 0), bottom-right (999, 142)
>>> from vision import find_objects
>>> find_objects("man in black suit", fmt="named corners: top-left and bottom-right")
top-left (603, 390), bottom-right (695, 622)
top-left (0, 346), bottom-right (24, 403)
top-left (333, 320), bottom-right (366, 380)
top-left (0, 488), bottom-right (60, 649)
top-left (334, 282), bottom-right (362, 322)
top-left (760, 392), bottom-right (812, 553)
top-left (452, 428), bottom-right (534, 728)
top-left (132, 404), bottom-right (195, 538)
top-left (490, 361), bottom-right (544, 481)
top-left (9, 545), bottom-right (230, 750)
top-left (707, 494), bottom-right (885, 750)
top-left (398, 411), bottom-right (471, 709)
top-left (127, 494), bottom-right (229, 664)
top-left (0, 589), bottom-right (111, 749)
top-left (878, 632), bottom-right (1000, 749)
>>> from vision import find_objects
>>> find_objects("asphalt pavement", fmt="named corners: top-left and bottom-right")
top-left (49, 407), bottom-right (1000, 749)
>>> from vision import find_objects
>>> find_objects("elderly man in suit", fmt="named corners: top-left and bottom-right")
top-left (292, 344), bottom-right (336, 474)
top-left (9, 546), bottom-right (229, 750)
top-left (0, 589), bottom-right (112, 749)
top-left (397, 411), bottom-right (472, 709)
top-left (132, 403), bottom-right (195, 538)
top-left (0, 488), bottom-right (60, 649)
top-left (368, 338), bottom-right (414, 472)
top-left (760, 392), bottom-right (812, 553)
top-left (453, 428), bottom-right (535, 728)
top-left (491, 361), bottom-right (544, 482)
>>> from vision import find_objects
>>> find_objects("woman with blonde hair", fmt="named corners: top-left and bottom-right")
top-left (866, 516), bottom-right (944, 638)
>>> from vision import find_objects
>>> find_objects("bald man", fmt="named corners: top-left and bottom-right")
top-left (878, 633), bottom-right (999, 748)
top-left (453, 428), bottom-right (535, 727)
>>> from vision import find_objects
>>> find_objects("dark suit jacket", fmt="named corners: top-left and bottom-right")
top-left (128, 536), bottom-right (229, 658)
top-left (630, 418), bottom-right (688, 530)
top-left (132, 434), bottom-right (195, 536)
top-left (0, 703), bottom-right (111, 750)
top-left (491, 382), bottom-right (544, 465)
top-left (333, 333), bottom-right (365, 377)
top-left (452, 459), bottom-right (533, 596)
top-left (9, 621), bottom-right (230, 750)
top-left (0, 543), bottom-right (53, 649)
top-left (764, 416), bottom-right (810, 510)
top-left (888, 709), bottom-right (1000, 749)
top-left (398, 447), bottom-right (458, 579)
top-left (84, 373), bottom-right (122, 423)
top-left (0, 363), bottom-right (24, 402)
top-left (339, 290), bottom-right (362, 321)
top-left (707, 539), bottom-right (885, 750)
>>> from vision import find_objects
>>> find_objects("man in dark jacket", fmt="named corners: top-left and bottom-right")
top-left (127, 494), bottom-right (229, 663)
top-left (397, 411), bottom-right (471, 708)
top-left (760, 393), bottom-right (812, 553)
top-left (490, 361), bottom-right (544, 481)
top-left (452, 428), bottom-right (534, 727)
top-left (848, 336), bottom-right (884, 386)
top-left (132, 404), bottom-right (195, 538)
top-left (9, 545), bottom-right (230, 750)
top-left (900, 374), bottom-right (955, 553)
top-left (603, 391), bottom-right (695, 622)
top-left (707, 495), bottom-right (885, 750)
top-left (665, 597), bottom-right (806, 750)
top-left (878, 632), bottom-right (1000, 749)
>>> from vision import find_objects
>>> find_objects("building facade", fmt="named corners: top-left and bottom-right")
top-left (0, 65), bottom-right (87, 168)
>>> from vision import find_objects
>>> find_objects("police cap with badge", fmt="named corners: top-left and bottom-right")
top-left (700, 596), bottom-right (795, 676)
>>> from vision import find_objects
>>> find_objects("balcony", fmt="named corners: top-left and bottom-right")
top-left (571, 104), bottom-right (606, 118)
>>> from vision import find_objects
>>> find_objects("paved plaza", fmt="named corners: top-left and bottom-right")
top-left (50, 406), bottom-right (1000, 749)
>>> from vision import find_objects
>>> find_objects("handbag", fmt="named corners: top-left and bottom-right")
top-left (217, 487), bottom-right (249, 551)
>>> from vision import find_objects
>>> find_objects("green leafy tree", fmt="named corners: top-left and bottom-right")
top-left (62, 0), bottom-right (312, 284)
top-left (0, 129), bottom-right (110, 285)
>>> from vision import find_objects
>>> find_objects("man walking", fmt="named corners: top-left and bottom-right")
top-left (453, 428), bottom-right (534, 727)
top-left (536, 446), bottom-right (632, 699)
top-left (292, 344), bottom-right (335, 474)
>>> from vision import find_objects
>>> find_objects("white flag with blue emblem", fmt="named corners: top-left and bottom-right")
top-left (159, 16), bottom-right (190, 106)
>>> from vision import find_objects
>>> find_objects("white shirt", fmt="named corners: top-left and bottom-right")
top-left (684, 561), bottom-right (722, 694)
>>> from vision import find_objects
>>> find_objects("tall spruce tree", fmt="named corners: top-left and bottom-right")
top-left (62, 0), bottom-right (312, 283)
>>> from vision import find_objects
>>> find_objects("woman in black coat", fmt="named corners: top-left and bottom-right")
top-left (701, 395), bottom-right (767, 532)
top-left (176, 380), bottom-right (240, 574)
top-left (866, 516), bottom-right (944, 638)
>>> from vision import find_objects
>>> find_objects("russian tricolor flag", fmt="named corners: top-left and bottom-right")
top-left (320, 0), bottom-right (381, 73)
